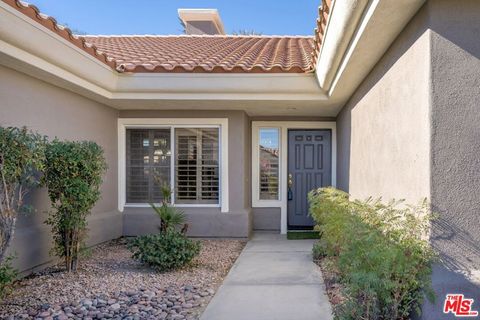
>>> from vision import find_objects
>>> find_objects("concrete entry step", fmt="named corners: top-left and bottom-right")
top-left (200, 232), bottom-right (333, 320)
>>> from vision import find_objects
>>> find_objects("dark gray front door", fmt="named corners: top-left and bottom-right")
top-left (287, 129), bottom-right (332, 228)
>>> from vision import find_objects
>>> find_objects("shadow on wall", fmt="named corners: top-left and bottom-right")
top-left (419, 211), bottom-right (480, 320)
top-left (335, 1), bottom-right (480, 318)
top-left (418, 265), bottom-right (480, 320)
top-left (335, 5), bottom-right (429, 192)
top-left (424, 1), bottom-right (480, 319)
top-left (427, 0), bottom-right (480, 61)
top-left (431, 214), bottom-right (480, 275)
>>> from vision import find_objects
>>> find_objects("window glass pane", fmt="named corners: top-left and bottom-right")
top-left (259, 128), bottom-right (279, 200)
top-left (126, 129), bottom-right (171, 203)
top-left (175, 128), bottom-right (219, 204)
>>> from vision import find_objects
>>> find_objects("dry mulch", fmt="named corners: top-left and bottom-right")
top-left (314, 256), bottom-right (346, 308)
top-left (0, 238), bottom-right (245, 319)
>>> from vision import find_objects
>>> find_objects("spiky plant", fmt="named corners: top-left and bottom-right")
top-left (150, 183), bottom-right (187, 233)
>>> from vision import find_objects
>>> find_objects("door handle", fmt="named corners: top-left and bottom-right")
top-left (288, 173), bottom-right (293, 201)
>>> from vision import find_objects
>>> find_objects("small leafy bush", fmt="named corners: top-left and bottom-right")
top-left (128, 229), bottom-right (201, 272)
top-left (43, 140), bottom-right (107, 272)
top-left (0, 127), bottom-right (46, 263)
top-left (0, 256), bottom-right (17, 299)
top-left (309, 187), bottom-right (436, 320)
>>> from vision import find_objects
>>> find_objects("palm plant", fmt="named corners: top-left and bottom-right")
top-left (150, 183), bottom-right (188, 233)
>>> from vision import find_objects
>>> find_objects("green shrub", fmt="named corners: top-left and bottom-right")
top-left (128, 228), bottom-right (201, 272)
top-left (43, 140), bottom-right (107, 272)
top-left (312, 241), bottom-right (327, 260)
top-left (0, 127), bottom-right (46, 264)
top-left (0, 256), bottom-right (17, 299)
top-left (309, 187), bottom-right (436, 320)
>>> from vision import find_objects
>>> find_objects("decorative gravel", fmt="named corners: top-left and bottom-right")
top-left (0, 238), bottom-right (245, 320)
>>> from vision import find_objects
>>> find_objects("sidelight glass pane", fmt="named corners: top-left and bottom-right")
top-left (259, 128), bottom-right (279, 200)
top-left (126, 129), bottom-right (171, 203)
top-left (175, 128), bottom-right (219, 204)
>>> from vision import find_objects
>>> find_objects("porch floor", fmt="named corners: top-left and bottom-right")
top-left (199, 232), bottom-right (333, 320)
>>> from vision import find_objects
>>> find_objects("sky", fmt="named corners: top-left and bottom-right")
top-left (28, 0), bottom-right (320, 36)
top-left (260, 129), bottom-right (279, 149)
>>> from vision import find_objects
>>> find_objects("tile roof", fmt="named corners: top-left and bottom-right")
top-left (311, 0), bottom-right (332, 67)
top-left (83, 35), bottom-right (315, 73)
top-left (2, 0), bottom-right (330, 74)
top-left (2, 0), bottom-right (116, 69)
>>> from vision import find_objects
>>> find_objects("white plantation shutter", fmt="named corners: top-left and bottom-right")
top-left (125, 126), bottom-right (220, 205)
top-left (259, 147), bottom-right (279, 199)
top-left (175, 128), bottom-right (219, 204)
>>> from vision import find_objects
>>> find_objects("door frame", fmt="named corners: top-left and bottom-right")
top-left (251, 121), bottom-right (337, 234)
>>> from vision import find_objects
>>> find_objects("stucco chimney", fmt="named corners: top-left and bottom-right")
top-left (178, 9), bottom-right (225, 35)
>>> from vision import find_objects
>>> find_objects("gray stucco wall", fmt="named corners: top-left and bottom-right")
top-left (337, 1), bottom-right (480, 318)
top-left (423, 0), bottom-right (480, 317)
top-left (252, 208), bottom-right (281, 231)
top-left (336, 6), bottom-right (431, 203)
top-left (119, 110), bottom-right (252, 238)
top-left (0, 65), bottom-right (122, 273)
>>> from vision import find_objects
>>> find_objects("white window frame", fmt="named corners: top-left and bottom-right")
top-left (118, 118), bottom-right (229, 213)
top-left (252, 127), bottom-right (282, 207)
top-left (252, 121), bottom-right (337, 234)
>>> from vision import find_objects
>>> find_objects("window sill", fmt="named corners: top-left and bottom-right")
top-left (124, 203), bottom-right (221, 208)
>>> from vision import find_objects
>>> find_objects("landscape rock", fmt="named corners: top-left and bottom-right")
top-left (0, 239), bottom-right (245, 320)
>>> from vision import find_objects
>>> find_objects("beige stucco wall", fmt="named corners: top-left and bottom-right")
top-left (252, 208), bottom-right (281, 231)
top-left (423, 0), bottom-right (480, 317)
top-left (337, 1), bottom-right (480, 318)
top-left (119, 110), bottom-right (252, 238)
top-left (336, 6), bottom-right (431, 204)
top-left (0, 65), bottom-right (121, 273)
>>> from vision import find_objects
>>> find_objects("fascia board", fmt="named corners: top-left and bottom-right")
top-left (0, 2), bottom-right (117, 91)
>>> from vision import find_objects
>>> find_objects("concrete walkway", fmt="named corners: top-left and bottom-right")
top-left (200, 232), bottom-right (333, 320)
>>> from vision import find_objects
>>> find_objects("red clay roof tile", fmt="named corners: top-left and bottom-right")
top-left (83, 35), bottom-right (315, 73)
top-left (2, 0), bottom-right (328, 74)
top-left (2, 0), bottom-right (117, 69)
top-left (311, 0), bottom-right (332, 67)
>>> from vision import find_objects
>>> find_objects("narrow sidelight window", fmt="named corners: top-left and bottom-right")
top-left (126, 129), bottom-right (171, 203)
top-left (175, 128), bottom-right (219, 204)
top-left (259, 128), bottom-right (279, 200)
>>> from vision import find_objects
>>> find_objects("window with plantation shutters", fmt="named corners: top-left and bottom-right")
top-left (126, 129), bottom-right (171, 203)
top-left (175, 128), bottom-right (219, 204)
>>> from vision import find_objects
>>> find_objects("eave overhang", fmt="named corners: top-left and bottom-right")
top-left (1, 0), bottom-right (429, 116)
top-left (0, 1), bottom-right (327, 115)
top-left (313, 0), bottom-right (427, 113)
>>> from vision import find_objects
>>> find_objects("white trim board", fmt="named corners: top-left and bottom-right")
top-left (118, 118), bottom-right (229, 213)
top-left (251, 121), bottom-right (337, 234)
